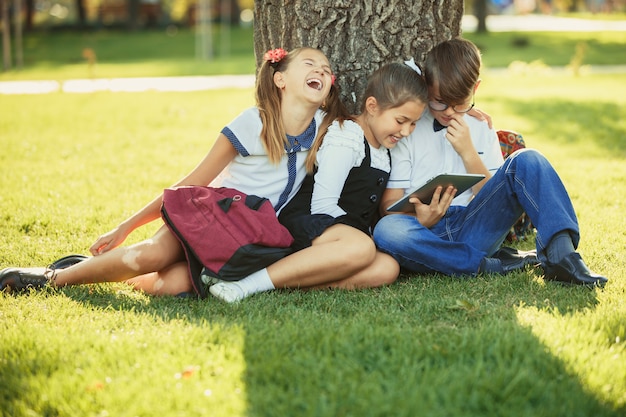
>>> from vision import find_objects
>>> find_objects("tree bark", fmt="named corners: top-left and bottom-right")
top-left (254, 0), bottom-right (464, 113)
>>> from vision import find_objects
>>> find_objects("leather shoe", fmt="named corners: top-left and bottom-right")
top-left (542, 252), bottom-right (608, 286)
top-left (493, 247), bottom-right (539, 274)
top-left (500, 253), bottom-right (540, 274)
top-left (493, 246), bottom-right (537, 261)
top-left (479, 249), bottom-right (539, 274)
top-left (49, 254), bottom-right (88, 270)
top-left (0, 267), bottom-right (55, 293)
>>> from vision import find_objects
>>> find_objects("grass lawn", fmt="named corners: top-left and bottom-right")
top-left (1, 67), bottom-right (625, 416)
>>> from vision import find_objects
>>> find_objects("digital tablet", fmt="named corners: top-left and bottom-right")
top-left (386, 173), bottom-right (485, 212)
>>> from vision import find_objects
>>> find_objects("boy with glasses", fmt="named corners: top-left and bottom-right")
top-left (373, 38), bottom-right (607, 286)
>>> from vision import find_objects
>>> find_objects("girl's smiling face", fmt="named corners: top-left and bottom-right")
top-left (275, 49), bottom-right (334, 106)
top-left (364, 98), bottom-right (426, 149)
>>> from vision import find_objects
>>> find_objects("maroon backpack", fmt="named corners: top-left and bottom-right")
top-left (497, 130), bottom-right (535, 242)
top-left (161, 186), bottom-right (294, 298)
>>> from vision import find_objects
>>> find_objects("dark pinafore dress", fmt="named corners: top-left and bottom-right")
top-left (278, 137), bottom-right (390, 251)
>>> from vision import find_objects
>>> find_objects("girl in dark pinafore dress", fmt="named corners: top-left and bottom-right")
top-left (209, 62), bottom-right (429, 302)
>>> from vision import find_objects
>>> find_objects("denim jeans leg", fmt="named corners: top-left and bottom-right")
top-left (438, 149), bottom-right (580, 264)
top-left (373, 214), bottom-right (487, 276)
top-left (374, 149), bottom-right (580, 275)
top-left (492, 149), bottom-right (580, 258)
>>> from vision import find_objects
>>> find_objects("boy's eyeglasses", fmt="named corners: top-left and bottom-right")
top-left (428, 94), bottom-right (475, 113)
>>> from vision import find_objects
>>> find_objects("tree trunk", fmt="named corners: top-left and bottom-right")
top-left (474, 0), bottom-right (488, 34)
top-left (1, 0), bottom-right (11, 71)
top-left (13, 0), bottom-right (22, 68)
top-left (127, 0), bottom-right (140, 30)
top-left (223, 0), bottom-right (240, 25)
top-left (24, 0), bottom-right (32, 30)
top-left (75, 0), bottom-right (87, 28)
top-left (254, 0), bottom-right (464, 113)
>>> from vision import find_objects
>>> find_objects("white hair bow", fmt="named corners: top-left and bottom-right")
top-left (404, 58), bottom-right (422, 76)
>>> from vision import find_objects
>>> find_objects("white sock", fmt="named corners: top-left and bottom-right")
top-left (209, 268), bottom-right (275, 303)
top-left (237, 268), bottom-right (275, 295)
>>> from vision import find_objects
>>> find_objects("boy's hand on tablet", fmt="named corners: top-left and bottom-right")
top-left (411, 185), bottom-right (455, 228)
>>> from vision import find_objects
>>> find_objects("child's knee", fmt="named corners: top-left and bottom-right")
top-left (375, 254), bottom-right (400, 286)
top-left (348, 235), bottom-right (377, 266)
top-left (122, 242), bottom-right (168, 271)
top-left (374, 215), bottom-right (411, 248)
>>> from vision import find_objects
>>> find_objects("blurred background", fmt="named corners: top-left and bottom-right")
top-left (1, 0), bottom-right (624, 83)
top-left (0, 0), bottom-right (622, 32)
top-left (0, 0), bottom-right (252, 31)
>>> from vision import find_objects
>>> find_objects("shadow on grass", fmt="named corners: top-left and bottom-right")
top-left (241, 297), bottom-right (618, 416)
top-left (0, 348), bottom-right (70, 417)
top-left (2, 275), bottom-right (617, 417)
top-left (503, 98), bottom-right (626, 158)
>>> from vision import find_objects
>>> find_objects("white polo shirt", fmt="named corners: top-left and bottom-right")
top-left (211, 107), bottom-right (325, 213)
top-left (388, 110), bottom-right (504, 206)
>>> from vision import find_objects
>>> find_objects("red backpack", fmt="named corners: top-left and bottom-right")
top-left (161, 186), bottom-right (294, 298)
top-left (497, 130), bottom-right (535, 242)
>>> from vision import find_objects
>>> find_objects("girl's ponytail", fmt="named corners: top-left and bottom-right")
top-left (256, 57), bottom-right (286, 165)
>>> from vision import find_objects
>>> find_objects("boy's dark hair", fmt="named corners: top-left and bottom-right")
top-left (359, 62), bottom-right (428, 112)
top-left (424, 38), bottom-right (481, 105)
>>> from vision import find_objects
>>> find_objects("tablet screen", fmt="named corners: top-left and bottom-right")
top-left (386, 173), bottom-right (485, 212)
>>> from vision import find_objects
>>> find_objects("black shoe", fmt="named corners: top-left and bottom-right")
top-left (479, 251), bottom-right (539, 275)
top-left (0, 268), bottom-right (55, 293)
top-left (542, 252), bottom-right (608, 287)
top-left (492, 246), bottom-right (538, 261)
top-left (500, 255), bottom-right (540, 274)
top-left (49, 254), bottom-right (88, 270)
top-left (492, 247), bottom-right (539, 274)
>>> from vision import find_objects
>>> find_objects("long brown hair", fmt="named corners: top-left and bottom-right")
top-left (255, 47), bottom-right (350, 169)
top-left (359, 63), bottom-right (428, 113)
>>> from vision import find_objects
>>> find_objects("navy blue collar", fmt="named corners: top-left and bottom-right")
top-left (285, 118), bottom-right (317, 152)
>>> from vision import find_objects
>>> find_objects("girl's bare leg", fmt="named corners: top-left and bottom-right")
top-left (53, 225), bottom-right (184, 287)
top-left (307, 251), bottom-right (400, 290)
top-left (208, 224), bottom-right (385, 302)
top-left (269, 224), bottom-right (377, 288)
top-left (125, 261), bottom-right (193, 296)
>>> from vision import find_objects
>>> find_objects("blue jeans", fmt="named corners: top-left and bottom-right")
top-left (373, 149), bottom-right (580, 276)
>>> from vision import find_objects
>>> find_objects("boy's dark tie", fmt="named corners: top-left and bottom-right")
top-left (434, 119), bottom-right (446, 132)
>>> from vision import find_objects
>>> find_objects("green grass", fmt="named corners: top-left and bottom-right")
top-left (1, 68), bottom-right (625, 416)
top-left (1, 22), bottom-right (625, 81)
